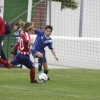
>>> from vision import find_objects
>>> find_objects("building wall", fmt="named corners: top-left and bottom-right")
top-left (47, 0), bottom-right (100, 38)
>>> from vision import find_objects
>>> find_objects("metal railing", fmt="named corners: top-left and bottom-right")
top-left (0, 34), bottom-right (22, 68)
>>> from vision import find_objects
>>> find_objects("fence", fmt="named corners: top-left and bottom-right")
top-left (0, 34), bottom-right (22, 68)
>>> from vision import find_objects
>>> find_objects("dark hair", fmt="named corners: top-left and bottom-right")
top-left (11, 22), bottom-right (19, 29)
top-left (45, 25), bottom-right (53, 32)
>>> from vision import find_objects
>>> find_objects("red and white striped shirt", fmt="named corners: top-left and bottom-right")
top-left (18, 32), bottom-right (31, 55)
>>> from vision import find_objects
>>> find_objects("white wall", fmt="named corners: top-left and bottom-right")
top-left (83, 0), bottom-right (100, 37)
top-left (42, 0), bottom-right (100, 69)
top-left (47, 0), bottom-right (100, 38)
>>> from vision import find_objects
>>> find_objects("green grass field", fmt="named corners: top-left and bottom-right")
top-left (0, 68), bottom-right (100, 100)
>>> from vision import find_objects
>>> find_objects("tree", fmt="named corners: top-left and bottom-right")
top-left (35, 0), bottom-right (79, 10)
top-left (52, 0), bottom-right (79, 10)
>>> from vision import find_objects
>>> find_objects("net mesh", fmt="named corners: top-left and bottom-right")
top-left (30, 0), bottom-right (100, 69)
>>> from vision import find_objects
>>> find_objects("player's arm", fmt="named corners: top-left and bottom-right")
top-left (24, 33), bottom-right (34, 46)
top-left (51, 50), bottom-right (59, 62)
top-left (12, 42), bottom-right (20, 51)
top-left (28, 40), bottom-right (33, 46)
top-left (48, 41), bottom-right (58, 61)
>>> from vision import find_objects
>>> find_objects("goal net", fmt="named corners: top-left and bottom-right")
top-left (29, 0), bottom-right (100, 69)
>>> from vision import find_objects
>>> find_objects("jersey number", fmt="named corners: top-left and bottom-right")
top-left (19, 38), bottom-right (24, 50)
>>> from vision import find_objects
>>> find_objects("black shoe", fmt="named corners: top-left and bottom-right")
top-left (47, 77), bottom-right (50, 81)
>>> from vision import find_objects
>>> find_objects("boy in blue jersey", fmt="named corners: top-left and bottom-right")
top-left (31, 25), bottom-right (58, 80)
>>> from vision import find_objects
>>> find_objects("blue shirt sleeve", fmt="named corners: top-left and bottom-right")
top-left (48, 42), bottom-right (53, 50)
top-left (35, 29), bottom-right (44, 36)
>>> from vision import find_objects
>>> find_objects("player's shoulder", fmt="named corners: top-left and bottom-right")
top-left (20, 32), bottom-right (27, 38)
top-left (35, 29), bottom-right (44, 36)
top-left (20, 33), bottom-right (24, 37)
top-left (21, 32), bottom-right (29, 36)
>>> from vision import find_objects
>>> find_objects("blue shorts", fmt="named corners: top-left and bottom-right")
top-left (31, 50), bottom-right (47, 63)
top-left (11, 49), bottom-right (17, 55)
top-left (10, 53), bottom-right (35, 69)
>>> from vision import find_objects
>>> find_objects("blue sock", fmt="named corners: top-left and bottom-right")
top-left (38, 58), bottom-right (43, 72)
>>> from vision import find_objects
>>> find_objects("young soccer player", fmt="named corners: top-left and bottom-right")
top-left (0, 20), bottom-right (37, 83)
top-left (31, 25), bottom-right (58, 80)
top-left (8, 22), bottom-right (23, 63)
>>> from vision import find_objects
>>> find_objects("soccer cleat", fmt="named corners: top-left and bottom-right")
top-left (30, 80), bottom-right (39, 83)
top-left (47, 77), bottom-right (50, 81)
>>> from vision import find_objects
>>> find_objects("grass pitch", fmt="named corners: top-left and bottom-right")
top-left (0, 68), bottom-right (100, 100)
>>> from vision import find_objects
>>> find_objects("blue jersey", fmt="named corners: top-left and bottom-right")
top-left (31, 29), bottom-right (53, 55)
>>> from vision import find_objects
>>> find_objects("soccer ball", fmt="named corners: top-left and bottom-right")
top-left (37, 73), bottom-right (48, 83)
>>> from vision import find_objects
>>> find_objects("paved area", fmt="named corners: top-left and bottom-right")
top-left (22, 63), bottom-right (68, 69)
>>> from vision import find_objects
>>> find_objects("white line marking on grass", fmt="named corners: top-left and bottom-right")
top-left (53, 74), bottom-right (100, 77)
top-left (0, 84), bottom-right (100, 100)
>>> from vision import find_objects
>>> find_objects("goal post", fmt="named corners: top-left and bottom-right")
top-left (0, 0), bottom-right (4, 18)
top-left (27, 0), bottom-right (32, 22)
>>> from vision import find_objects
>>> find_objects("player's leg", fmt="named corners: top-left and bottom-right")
top-left (31, 50), bottom-right (43, 58)
top-left (8, 49), bottom-right (17, 63)
top-left (31, 50), bottom-right (50, 81)
top-left (0, 56), bottom-right (15, 68)
top-left (8, 54), bottom-right (14, 63)
top-left (30, 67), bottom-right (37, 83)
top-left (0, 57), bottom-right (9, 68)
top-left (42, 56), bottom-right (50, 80)
top-left (38, 58), bottom-right (43, 73)
top-left (43, 62), bottom-right (50, 80)
top-left (35, 52), bottom-right (50, 79)
top-left (31, 50), bottom-right (43, 73)
top-left (9, 53), bottom-right (21, 68)
top-left (36, 52), bottom-right (43, 58)
top-left (35, 52), bottom-right (43, 74)
top-left (21, 54), bottom-right (37, 83)
top-left (43, 62), bottom-right (48, 73)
